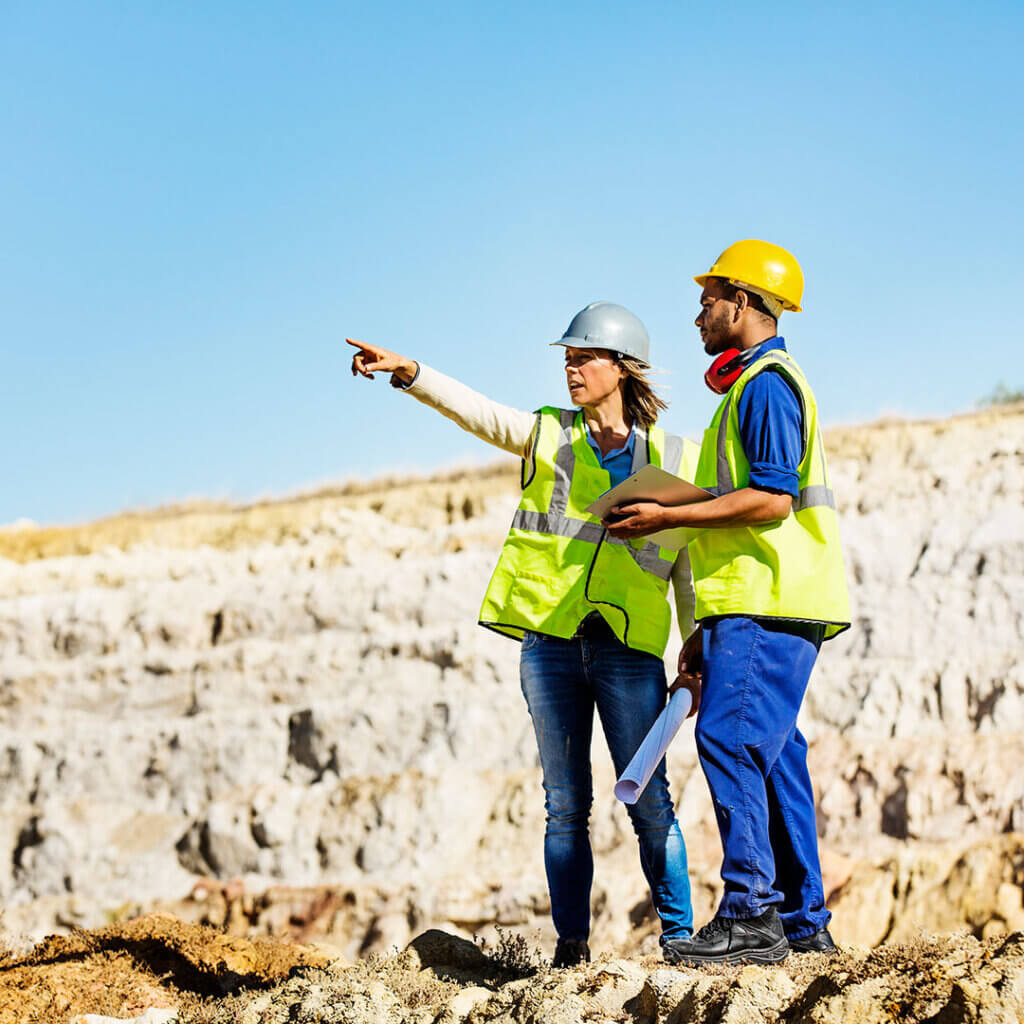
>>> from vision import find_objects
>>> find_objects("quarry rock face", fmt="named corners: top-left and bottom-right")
top-left (0, 406), bottom-right (1021, 960)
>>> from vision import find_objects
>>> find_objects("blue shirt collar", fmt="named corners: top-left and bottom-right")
top-left (747, 336), bottom-right (787, 362)
top-left (584, 419), bottom-right (635, 458)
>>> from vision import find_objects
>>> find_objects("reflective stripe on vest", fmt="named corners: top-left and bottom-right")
top-left (509, 409), bottom-right (673, 583)
top-left (689, 350), bottom-right (851, 639)
top-left (708, 380), bottom-right (836, 510)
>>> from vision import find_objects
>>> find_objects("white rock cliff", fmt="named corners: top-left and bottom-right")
top-left (0, 406), bottom-right (1020, 957)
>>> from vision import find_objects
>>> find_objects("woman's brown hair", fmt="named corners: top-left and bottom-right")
top-left (618, 356), bottom-right (668, 428)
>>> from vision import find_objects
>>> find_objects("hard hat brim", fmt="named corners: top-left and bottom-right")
top-left (551, 337), bottom-right (621, 353)
top-left (551, 338), bottom-right (649, 365)
top-left (692, 273), bottom-right (801, 312)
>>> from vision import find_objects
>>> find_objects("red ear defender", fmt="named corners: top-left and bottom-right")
top-left (704, 348), bottom-right (746, 394)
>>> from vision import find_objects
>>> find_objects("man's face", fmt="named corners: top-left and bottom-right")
top-left (695, 279), bottom-right (739, 355)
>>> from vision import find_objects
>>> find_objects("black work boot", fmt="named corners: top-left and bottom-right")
top-left (789, 927), bottom-right (838, 955)
top-left (663, 907), bottom-right (789, 966)
top-left (552, 938), bottom-right (591, 968)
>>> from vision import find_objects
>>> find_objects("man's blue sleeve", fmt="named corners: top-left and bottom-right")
top-left (736, 372), bottom-right (804, 497)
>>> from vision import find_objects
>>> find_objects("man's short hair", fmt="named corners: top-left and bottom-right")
top-left (711, 278), bottom-right (778, 322)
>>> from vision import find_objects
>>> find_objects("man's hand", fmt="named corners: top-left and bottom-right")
top-left (346, 338), bottom-right (418, 384)
top-left (603, 502), bottom-right (668, 539)
top-left (668, 626), bottom-right (702, 719)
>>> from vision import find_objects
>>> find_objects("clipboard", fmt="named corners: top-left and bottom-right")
top-left (585, 464), bottom-right (713, 551)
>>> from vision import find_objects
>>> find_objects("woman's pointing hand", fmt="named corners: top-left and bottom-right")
top-left (346, 338), bottom-right (418, 384)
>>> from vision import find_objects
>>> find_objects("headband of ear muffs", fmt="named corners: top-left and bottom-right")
top-left (704, 348), bottom-right (749, 394)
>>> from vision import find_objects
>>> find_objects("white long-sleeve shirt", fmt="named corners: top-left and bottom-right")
top-left (395, 363), bottom-right (696, 638)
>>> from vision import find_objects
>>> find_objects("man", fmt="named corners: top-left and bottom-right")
top-left (605, 240), bottom-right (850, 965)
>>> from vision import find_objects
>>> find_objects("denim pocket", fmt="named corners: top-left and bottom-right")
top-left (521, 630), bottom-right (542, 651)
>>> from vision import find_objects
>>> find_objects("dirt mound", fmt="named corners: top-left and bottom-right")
top-left (0, 913), bottom-right (325, 1023)
top-left (198, 930), bottom-right (1024, 1024)
top-left (2, 920), bottom-right (1022, 1023)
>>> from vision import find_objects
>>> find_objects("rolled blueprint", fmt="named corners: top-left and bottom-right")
top-left (614, 688), bottom-right (693, 804)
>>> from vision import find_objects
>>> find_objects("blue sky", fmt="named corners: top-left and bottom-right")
top-left (2, 1), bottom-right (1021, 525)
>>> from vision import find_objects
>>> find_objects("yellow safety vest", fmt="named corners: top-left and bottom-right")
top-left (689, 349), bottom-right (851, 639)
top-left (479, 407), bottom-right (699, 658)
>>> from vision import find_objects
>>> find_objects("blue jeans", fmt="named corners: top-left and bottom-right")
top-left (519, 613), bottom-right (693, 942)
top-left (695, 615), bottom-right (829, 940)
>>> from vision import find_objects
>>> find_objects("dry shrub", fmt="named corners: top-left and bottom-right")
top-left (476, 927), bottom-right (547, 980)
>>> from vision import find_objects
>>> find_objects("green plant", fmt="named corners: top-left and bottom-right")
top-left (978, 382), bottom-right (1024, 407)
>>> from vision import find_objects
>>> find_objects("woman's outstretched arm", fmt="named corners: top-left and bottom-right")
top-left (348, 339), bottom-right (536, 456)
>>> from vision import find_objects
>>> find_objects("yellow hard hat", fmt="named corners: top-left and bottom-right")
top-left (694, 239), bottom-right (804, 312)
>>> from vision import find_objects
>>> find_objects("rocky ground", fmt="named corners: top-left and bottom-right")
top-left (0, 404), bottom-right (1021, 1021)
top-left (1, 916), bottom-right (1023, 1023)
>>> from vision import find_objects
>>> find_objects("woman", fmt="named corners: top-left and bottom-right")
top-left (348, 301), bottom-right (698, 966)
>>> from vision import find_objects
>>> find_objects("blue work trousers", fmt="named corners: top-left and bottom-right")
top-left (519, 614), bottom-right (693, 943)
top-left (695, 615), bottom-right (829, 940)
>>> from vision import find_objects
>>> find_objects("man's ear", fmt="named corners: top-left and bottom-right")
top-left (732, 289), bottom-right (749, 322)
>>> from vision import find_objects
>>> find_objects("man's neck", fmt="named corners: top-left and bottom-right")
top-left (736, 325), bottom-right (778, 351)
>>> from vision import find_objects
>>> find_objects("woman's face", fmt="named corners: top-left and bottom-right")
top-left (563, 346), bottom-right (625, 407)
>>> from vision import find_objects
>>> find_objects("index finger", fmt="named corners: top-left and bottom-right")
top-left (345, 337), bottom-right (376, 354)
top-left (605, 519), bottom-right (637, 536)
